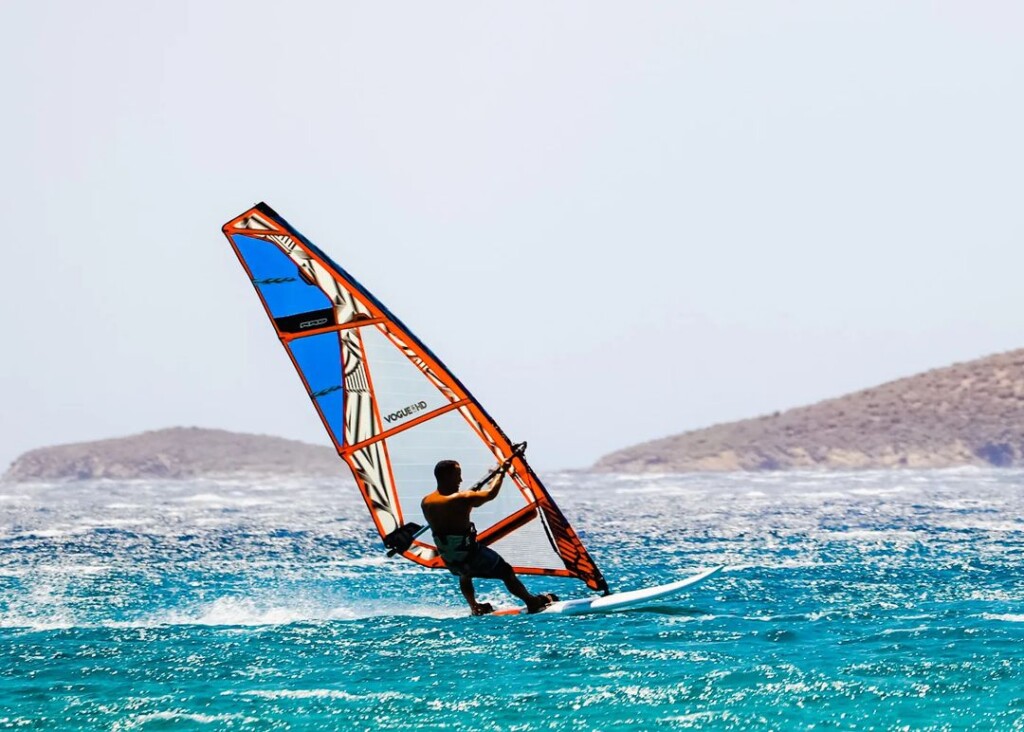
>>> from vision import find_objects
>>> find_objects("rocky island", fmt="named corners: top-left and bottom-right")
top-left (595, 349), bottom-right (1024, 472)
top-left (2, 427), bottom-right (340, 482)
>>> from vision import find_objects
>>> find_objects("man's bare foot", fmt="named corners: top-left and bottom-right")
top-left (525, 593), bottom-right (559, 614)
top-left (470, 602), bottom-right (494, 616)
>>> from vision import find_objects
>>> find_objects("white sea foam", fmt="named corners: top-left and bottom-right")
top-left (156, 596), bottom-right (359, 626)
top-left (227, 688), bottom-right (406, 702)
top-left (879, 625), bottom-right (932, 636)
top-left (73, 517), bottom-right (155, 529)
top-left (823, 529), bottom-right (921, 542)
top-left (981, 613), bottom-right (1024, 623)
top-left (182, 493), bottom-right (270, 507)
top-left (0, 596), bottom-right (78, 630)
top-left (942, 519), bottom-right (1024, 532)
top-left (151, 596), bottom-right (461, 627)
top-left (727, 558), bottom-right (831, 570)
top-left (1, 597), bottom-right (435, 632)
top-left (112, 712), bottom-right (258, 730)
top-left (0, 613), bottom-right (77, 631)
top-left (37, 563), bottom-right (110, 576)
top-left (11, 528), bottom-right (79, 539)
top-left (848, 486), bottom-right (910, 496)
top-left (660, 711), bottom-right (732, 726)
top-left (191, 517), bottom-right (232, 526)
top-left (339, 556), bottom-right (390, 567)
top-left (969, 589), bottom-right (1017, 602)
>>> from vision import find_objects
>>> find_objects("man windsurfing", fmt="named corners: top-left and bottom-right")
top-left (421, 457), bottom-right (558, 615)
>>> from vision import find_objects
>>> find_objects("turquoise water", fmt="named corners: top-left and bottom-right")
top-left (1, 470), bottom-right (1022, 730)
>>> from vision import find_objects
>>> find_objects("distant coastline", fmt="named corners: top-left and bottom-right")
top-left (8, 349), bottom-right (1024, 481)
top-left (2, 427), bottom-right (339, 483)
top-left (595, 349), bottom-right (1024, 473)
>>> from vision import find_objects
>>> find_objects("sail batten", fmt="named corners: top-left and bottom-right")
top-left (222, 202), bottom-right (608, 593)
top-left (341, 400), bottom-right (471, 456)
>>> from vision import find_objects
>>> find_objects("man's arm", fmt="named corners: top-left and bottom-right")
top-left (460, 469), bottom-right (506, 507)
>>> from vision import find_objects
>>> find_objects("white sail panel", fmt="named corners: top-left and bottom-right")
top-left (358, 325), bottom-right (454, 430)
top-left (487, 514), bottom-right (566, 572)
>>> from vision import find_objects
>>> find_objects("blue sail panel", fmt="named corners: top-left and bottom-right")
top-left (232, 234), bottom-right (332, 320)
top-left (288, 334), bottom-right (345, 447)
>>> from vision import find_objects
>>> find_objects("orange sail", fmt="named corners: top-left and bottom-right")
top-left (222, 203), bottom-right (608, 593)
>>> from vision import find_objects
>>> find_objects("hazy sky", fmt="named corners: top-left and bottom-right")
top-left (2, 1), bottom-right (1022, 471)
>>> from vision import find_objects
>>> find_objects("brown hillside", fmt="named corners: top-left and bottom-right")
top-left (594, 349), bottom-right (1024, 472)
top-left (3, 427), bottom-right (341, 482)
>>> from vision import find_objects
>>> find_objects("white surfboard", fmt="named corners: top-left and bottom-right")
top-left (492, 565), bottom-right (724, 617)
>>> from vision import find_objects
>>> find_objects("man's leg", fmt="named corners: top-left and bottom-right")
top-left (459, 575), bottom-right (477, 606)
top-left (459, 576), bottom-right (493, 615)
top-left (499, 565), bottom-right (553, 612)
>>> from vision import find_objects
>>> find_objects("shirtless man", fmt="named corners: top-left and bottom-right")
top-left (421, 458), bottom-right (557, 615)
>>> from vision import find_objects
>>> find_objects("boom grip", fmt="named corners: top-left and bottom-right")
top-left (383, 522), bottom-right (425, 557)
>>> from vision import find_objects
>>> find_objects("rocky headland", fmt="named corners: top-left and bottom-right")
top-left (2, 427), bottom-right (340, 482)
top-left (595, 349), bottom-right (1024, 472)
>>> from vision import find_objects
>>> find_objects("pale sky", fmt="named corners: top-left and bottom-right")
top-left (1, 1), bottom-right (1022, 471)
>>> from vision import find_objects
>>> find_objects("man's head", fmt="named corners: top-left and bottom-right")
top-left (434, 459), bottom-right (462, 494)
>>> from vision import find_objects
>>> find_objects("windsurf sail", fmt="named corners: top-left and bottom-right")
top-left (222, 203), bottom-right (608, 593)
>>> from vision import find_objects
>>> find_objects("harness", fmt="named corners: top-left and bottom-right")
top-left (433, 523), bottom-right (479, 566)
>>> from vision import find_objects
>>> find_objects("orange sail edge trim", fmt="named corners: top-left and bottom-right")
top-left (398, 552), bottom-right (445, 569)
top-left (457, 402), bottom-right (518, 463)
top-left (222, 210), bottom-right (286, 236)
top-left (476, 504), bottom-right (539, 546)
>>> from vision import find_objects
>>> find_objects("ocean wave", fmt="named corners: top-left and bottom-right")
top-left (981, 613), bottom-right (1024, 623)
top-left (0, 596), bottom-right (462, 631)
top-left (225, 688), bottom-right (407, 702)
top-left (111, 711), bottom-right (258, 730)
top-left (152, 595), bottom-right (464, 627)
top-left (181, 493), bottom-right (273, 507)
top-left (156, 596), bottom-right (359, 626)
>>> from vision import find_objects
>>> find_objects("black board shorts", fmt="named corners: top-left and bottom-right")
top-left (435, 532), bottom-right (512, 579)
top-left (447, 545), bottom-right (512, 579)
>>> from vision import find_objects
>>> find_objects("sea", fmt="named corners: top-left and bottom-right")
top-left (1, 469), bottom-right (1022, 731)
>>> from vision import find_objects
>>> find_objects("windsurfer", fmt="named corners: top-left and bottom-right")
top-left (422, 459), bottom-right (557, 615)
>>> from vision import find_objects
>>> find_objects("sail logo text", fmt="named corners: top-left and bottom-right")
top-left (299, 317), bottom-right (329, 329)
top-left (384, 401), bottom-right (429, 423)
